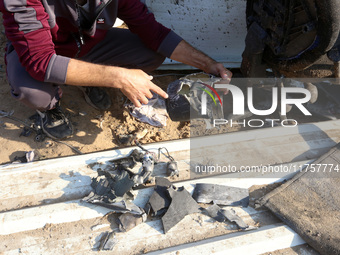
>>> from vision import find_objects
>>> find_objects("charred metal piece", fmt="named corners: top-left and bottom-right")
top-left (206, 204), bottom-right (226, 222)
top-left (166, 73), bottom-right (224, 122)
top-left (146, 178), bottom-right (200, 232)
top-left (166, 161), bottom-right (179, 177)
top-left (116, 134), bottom-right (135, 145)
top-left (91, 169), bottom-right (135, 200)
top-left (83, 157), bottom-right (145, 214)
top-left (20, 127), bottom-right (32, 137)
top-left (192, 183), bottom-right (249, 207)
top-left (109, 149), bottom-right (144, 173)
top-left (145, 177), bottom-right (173, 217)
top-left (140, 152), bottom-right (154, 183)
top-left (162, 186), bottom-right (200, 233)
top-left (118, 212), bottom-right (147, 232)
top-left (206, 204), bottom-right (253, 230)
top-left (220, 208), bottom-right (250, 230)
top-left (82, 194), bottom-right (144, 215)
top-left (97, 231), bottom-right (118, 251)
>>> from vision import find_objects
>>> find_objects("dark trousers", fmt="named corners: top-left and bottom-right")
top-left (6, 28), bottom-right (165, 111)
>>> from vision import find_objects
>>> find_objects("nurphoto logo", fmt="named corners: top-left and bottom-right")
top-left (199, 83), bottom-right (312, 128)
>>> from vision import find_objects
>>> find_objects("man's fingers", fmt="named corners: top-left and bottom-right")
top-left (122, 70), bottom-right (168, 107)
top-left (223, 69), bottom-right (233, 82)
top-left (221, 69), bottom-right (232, 80)
top-left (145, 78), bottom-right (168, 99)
top-left (214, 63), bottom-right (232, 82)
top-left (139, 96), bottom-right (149, 105)
top-left (150, 84), bottom-right (168, 99)
top-left (145, 90), bottom-right (153, 99)
top-left (132, 98), bottom-right (142, 108)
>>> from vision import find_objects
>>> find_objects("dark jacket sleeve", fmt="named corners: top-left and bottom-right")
top-left (117, 0), bottom-right (183, 58)
top-left (0, 0), bottom-right (69, 83)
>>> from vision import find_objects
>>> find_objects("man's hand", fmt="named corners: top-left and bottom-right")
top-left (170, 40), bottom-right (233, 82)
top-left (65, 59), bottom-right (168, 108)
top-left (206, 61), bottom-right (233, 83)
top-left (115, 69), bottom-right (168, 108)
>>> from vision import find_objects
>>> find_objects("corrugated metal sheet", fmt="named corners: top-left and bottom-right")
top-left (145, 0), bottom-right (247, 68)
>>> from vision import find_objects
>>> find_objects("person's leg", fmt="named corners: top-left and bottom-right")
top-left (5, 46), bottom-right (73, 139)
top-left (80, 28), bottom-right (165, 72)
top-left (6, 45), bottom-right (61, 112)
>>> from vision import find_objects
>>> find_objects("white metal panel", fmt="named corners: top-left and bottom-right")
top-left (145, 0), bottom-right (247, 68)
top-left (2, 120), bottom-right (340, 212)
top-left (147, 224), bottom-right (306, 255)
top-left (0, 167), bottom-right (296, 254)
top-left (4, 119), bottom-right (339, 253)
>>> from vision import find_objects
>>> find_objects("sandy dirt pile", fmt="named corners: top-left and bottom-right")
top-left (0, 69), bottom-right (194, 164)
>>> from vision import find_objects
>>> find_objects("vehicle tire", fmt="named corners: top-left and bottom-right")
top-left (246, 0), bottom-right (340, 72)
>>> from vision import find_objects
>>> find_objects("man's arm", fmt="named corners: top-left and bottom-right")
top-left (65, 59), bottom-right (168, 108)
top-left (170, 40), bottom-right (233, 82)
top-left (118, 0), bottom-right (231, 82)
top-left (66, 39), bottom-right (232, 108)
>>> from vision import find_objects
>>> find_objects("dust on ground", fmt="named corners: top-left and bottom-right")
top-left (0, 16), bottom-right (241, 165)
top-left (0, 13), bottom-right (191, 165)
top-left (0, 70), bottom-right (193, 164)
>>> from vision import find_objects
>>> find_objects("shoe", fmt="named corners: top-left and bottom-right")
top-left (37, 103), bottom-right (73, 140)
top-left (78, 87), bottom-right (111, 110)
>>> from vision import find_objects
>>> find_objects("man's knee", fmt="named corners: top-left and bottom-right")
top-left (139, 53), bottom-right (166, 72)
top-left (10, 85), bottom-right (61, 111)
top-left (6, 49), bottom-right (60, 111)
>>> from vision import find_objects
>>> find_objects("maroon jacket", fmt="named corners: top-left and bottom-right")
top-left (0, 0), bottom-right (182, 84)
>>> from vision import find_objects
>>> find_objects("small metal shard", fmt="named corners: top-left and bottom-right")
top-left (118, 212), bottom-right (147, 232)
top-left (98, 231), bottom-right (118, 251)
top-left (220, 208), bottom-right (249, 230)
top-left (145, 177), bottom-right (172, 217)
top-left (205, 204), bottom-right (225, 222)
top-left (192, 183), bottom-right (249, 207)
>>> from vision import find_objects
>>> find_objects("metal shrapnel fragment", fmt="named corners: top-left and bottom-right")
top-left (145, 177), bottom-right (172, 217)
top-left (98, 231), bottom-right (118, 251)
top-left (220, 208), bottom-right (249, 230)
top-left (118, 212), bottom-right (147, 232)
top-left (192, 183), bottom-right (249, 207)
top-left (162, 186), bottom-right (200, 233)
top-left (205, 203), bottom-right (225, 222)
top-left (205, 204), bottom-right (254, 231)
